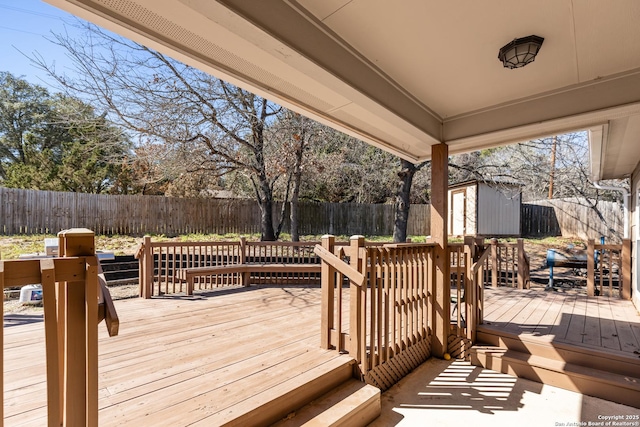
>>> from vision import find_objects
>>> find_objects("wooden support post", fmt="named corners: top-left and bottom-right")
top-left (41, 259), bottom-right (62, 427)
top-left (491, 239), bottom-right (498, 288)
top-left (463, 237), bottom-right (474, 341)
top-left (517, 239), bottom-right (525, 290)
top-left (142, 235), bottom-right (153, 298)
top-left (57, 228), bottom-right (98, 427)
top-left (320, 235), bottom-right (336, 349)
top-left (621, 239), bottom-right (631, 300)
top-left (349, 235), bottom-right (365, 366)
top-left (430, 143), bottom-right (449, 358)
top-left (85, 256), bottom-right (99, 427)
top-left (239, 237), bottom-right (250, 286)
top-left (587, 239), bottom-right (595, 297)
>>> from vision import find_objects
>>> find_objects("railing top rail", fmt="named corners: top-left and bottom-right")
top-left (382, 242), bottom-right (437, 249)
top-left (148, 241), bottom-right (241, 248)
top-left (314, 244), bottom-right (365, 287)
top-left (593, 244), bottom-right (623, 250)
top-left (247, 241), bottom-right (319, 247)
top-left (472, 247), bottom-right (492, 273)
top-left (1, 257), bottom-right (90, 288)
top-left (334, 241), bottom-right (387, 247)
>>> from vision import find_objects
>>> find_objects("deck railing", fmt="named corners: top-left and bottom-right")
top-left (447, 238), bottom-right (492, 352)
top-left (136, 238), bottom-right (321, 297)
top-left (0, 229), bottom-right (118, 427)
top-left (316, 235), bottom-right (434, 391)
top-left (449, 238), bottom-right (530, 290)
top-left (486, 239), bottom-right (530, 289)
top-left (587, 239), bottom-right (632, 299)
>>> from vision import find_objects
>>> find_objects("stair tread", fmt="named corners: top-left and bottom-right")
top-left (473, 346), bottom-right (640, 389)
top-left (477, 326), bottom-right (640, 363)
top-left (274, 379), bottom-right (381, 427)
top-left (217, 354), bottom-right (357, 427)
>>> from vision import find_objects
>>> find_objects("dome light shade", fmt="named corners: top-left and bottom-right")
top-left (498, 35), bottom-right (544, 69)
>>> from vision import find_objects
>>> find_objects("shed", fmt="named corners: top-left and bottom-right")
top-left (448, 180), bottom-right (522, 237)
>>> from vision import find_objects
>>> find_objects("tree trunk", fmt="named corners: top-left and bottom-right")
top-left (290, 120), bottom-right (305, 242)
top-left (259, 198), bottom-right (276, 241)
top-left (290, 175), bottom-right (301, 241)
top-left (258, 176), bottom-right (277, 241)
top-left (393, 159), bottom-right (417, 243)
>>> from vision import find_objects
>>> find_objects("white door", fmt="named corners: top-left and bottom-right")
top-left (451, 189), bottom-right (466, 236)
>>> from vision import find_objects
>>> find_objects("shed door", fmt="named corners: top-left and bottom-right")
top-left (451, 189), bottom-right (466, 236)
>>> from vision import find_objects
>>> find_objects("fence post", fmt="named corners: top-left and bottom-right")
top-left (349, 235), bottom-right (365, 368)
top-left (517, 239), bottom-right (526, 290)
top-left (491, 239), bottom-right (498, 288)
top-left (320, 235), bottom-right (335, 349)
top-left (587, 239), bottom-right (595, 296)
top-left (58, 228), bottom-right (99, 427)
top-left (621, 239), bottom-right (631, 300)
top-left (142, 235), bottom-right (153, 298)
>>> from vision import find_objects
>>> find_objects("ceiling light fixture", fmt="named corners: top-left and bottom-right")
top-left (498, 35), bottom-right (544, 69)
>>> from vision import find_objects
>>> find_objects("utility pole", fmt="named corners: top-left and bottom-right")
top-left (548, 135), bottom-right (557, 199)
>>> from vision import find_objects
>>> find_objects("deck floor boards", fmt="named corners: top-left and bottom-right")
top-left (481, 287), bottom-right (640, 356)
top-left (3, 285), bottom-right (345, 426)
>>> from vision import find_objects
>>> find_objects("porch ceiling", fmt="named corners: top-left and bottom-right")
top-left (46, 0), bottom-right (640, 173)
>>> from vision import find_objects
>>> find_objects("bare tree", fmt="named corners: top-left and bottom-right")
top-left (35, 22), bottom-right (295, 240)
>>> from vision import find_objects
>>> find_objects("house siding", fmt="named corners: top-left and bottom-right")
top-left (631, 161), bottom-right (640, 311)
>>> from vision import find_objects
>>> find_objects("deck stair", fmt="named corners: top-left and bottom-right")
top-left (273, 379), bottom-right (381, 427)
top-left (220, 355), bottom-right (381, 426)
top-left (471, 328), bottom-right (640, 408)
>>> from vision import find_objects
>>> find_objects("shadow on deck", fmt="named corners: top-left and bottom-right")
top-left (471, 287), bottom-right (640, 409)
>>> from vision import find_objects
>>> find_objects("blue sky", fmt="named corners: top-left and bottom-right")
top-left (0, 0), bottom-right (83, 87)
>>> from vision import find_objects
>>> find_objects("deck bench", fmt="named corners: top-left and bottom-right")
top-left (176, 263), bottom-right (321, 295)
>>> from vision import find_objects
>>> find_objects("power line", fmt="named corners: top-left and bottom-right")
top-left (0, 24), bottom-right (44, 37)
top-left (0, 4), bottom-right (66, 20)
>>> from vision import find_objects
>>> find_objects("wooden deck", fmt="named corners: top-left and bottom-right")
top-left (480, 286), bottom-right (640, 356)
top-left (4, 285), bottom-right (354, 426)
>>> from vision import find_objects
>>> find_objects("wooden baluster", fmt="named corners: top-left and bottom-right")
top-left (390, 248), bottom-right (398, 357)
top-left (382, 249), bottom-right (390, 363)
top-left (239, 237), bottom-right (249, 286)
top-left (491, 239), bottom-right (498, 288)
top-left (587, 239), bottom-right (595, 296)
top-left (369, 248), bottom-right (377, 369)
top-left (320, 235), bottom-right (335, 350)
top-left (621, 239), bottom-right (631, 300)
top-left (349, 236), bottom-right (365, 372)
top-left (517, 239), bottom-right (525, 289)
top-left (141, 236), bottom-right (152, 298)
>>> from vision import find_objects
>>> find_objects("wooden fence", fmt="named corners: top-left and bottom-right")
top-left (522, 198), bottom-right (623, 241)
top-left (0, 187), bottom-right (429, 237)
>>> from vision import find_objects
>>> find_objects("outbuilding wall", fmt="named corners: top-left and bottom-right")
top-left (448, 181), bottom-right (521, 237)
